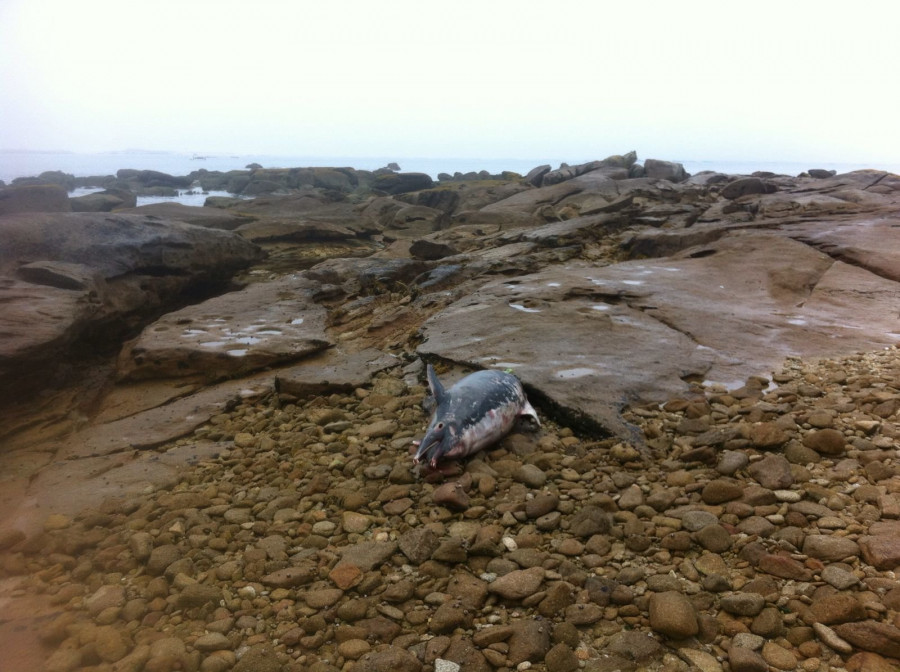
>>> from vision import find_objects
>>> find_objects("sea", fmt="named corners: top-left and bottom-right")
top-left (3, 150), bottom-right (898, 207)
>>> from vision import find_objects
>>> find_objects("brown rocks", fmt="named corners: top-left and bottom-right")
top-left (6, 159), bottom-right (900, 672)
top-left (833, 621), bottom-right (900, 659)
top-left (748, 422), bottom-right (789, 449)
top-left (808, 592), bottom-right (868, 625)
top-left (728, 645), bottom-right (768, 672)
top-left (648, 591), bottom-right (699, 638)
top-left (747, 454), bottom-right (793, 489)
top-left (487, 567), bottom-right (545, 600)
top-left (757, 553), bottom-right (812, 580)
top-left (803, 428), bottom-right (847, 455)
top-left (433, 481), bottom-right (470, 511)
top-left (259, 565), bottom-right (316, 588)
top-left (720, 592), bottom-right (766, 617)
top-left (351, 646), bottom-right (424, 672)
top-left (802, 534), bottom-right (860, 562)
top-left (859, 535), bottom-right (900, 570)
top-left (0, 183), bottom-right (70, 215)
top-left (701, 478), bottom-right (744, 504)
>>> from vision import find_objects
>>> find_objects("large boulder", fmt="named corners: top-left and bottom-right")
top-left (70, 188), bottom-right (137, 212)
top-left (0, 212), bottom-right (263, 402)
top-left (418, 228), bottom-right (900, 440)
top-left (372, 172), bottom-right (434, 195)
top-left (0, 184), bottom-right (70, 215)
top-left (643, 159), bottom-right (688, 182)
top-left (117, 275), bottom-right (331, 382)
top-left (116, 169), bottom-right (192, 189)
top-left (118, 202), bottom-right (255, 230)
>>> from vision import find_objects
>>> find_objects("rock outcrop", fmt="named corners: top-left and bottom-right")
top-left (0, 212), bottom-right (263, 401)
top-left (2, 154), bottom-right (900, 672)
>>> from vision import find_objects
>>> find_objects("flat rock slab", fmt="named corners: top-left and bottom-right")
top-left (418, 229), bottom-right (900, 439)
top-left (118, 274), bottom-right (331, 381)
top-left (118, 202), bottom-right (255, 230)
top-left (275, 348), bottom-right (401, 397)
top-left (6, 441), bottom-right (227, 539)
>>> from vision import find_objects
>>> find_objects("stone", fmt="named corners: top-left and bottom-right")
top-left (0, 211), bottom-right (262, 401)
top-left (702, 478), bottom-right (744, 503)
top-left (749, 422), bottom-right (788, 449)
top-left (757, 553), bottom-right (811, 580)
top-left (433, 482), bottom-right (470, 511)
top-left (728, 645), bottom-right (768, 672)
top-left (748, 454), bottom-right (793, 489)
top-left (721, 177), bottom-right (777, 199)
top-left (195, 633), bottom-right (231, 652)
top-left (761, 641), bottom-right (798, 670)
top-left (833, 621), bottom-right (900, 659)
top-left (845, 651), bottom-right (899, 672)
top-left (803, 428), bottom-right (846, 455)
top-left (177, 584), bottom-right (223, 609)
top-left (721, 593), bottom-right (766, 617)
top-left (0, 183), bottom-right (70, 215)
top-left (808, 592), bottom-right (867, 625)
top-left (643, 159), bottom-right (688, 182)
top-left (85, 584), bottom-right (126, 616)
top-left (398, 527), bottom-right (439, 564)
top-left (859, 535), bottom-right (900, 570)
top-left (514, 464), bottom-right (547, 488)
top-left (94, 625), bottom-right (129, 662)
top-left (488, 567), bottom-right (544, 600)
top-left (802, 535), bottom-right (859, 562)
top-left (694, 523), bottom-right (733, 552)
top-left (232, 645), bottom-right (282, 672)
top-left (544, 643), bottom-right (579, 672)
top-left (259, 565), bottom-right (316, 588)
top-left (648, 591), bottom-right (698, 638)
top-left (507, 619), bottom-right (551, 664)
top-left (682, 510), bottom-right (719, 532)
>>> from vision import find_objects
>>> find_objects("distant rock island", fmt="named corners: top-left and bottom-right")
top-left (1, 153), bottom-right (899, 672)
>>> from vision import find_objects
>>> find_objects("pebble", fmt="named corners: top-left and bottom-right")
top-left (195, 632), bottom-right (231, 652)
top-left (14, 346), bottom-right (900, 672)
top-left (761, 641), bottom-right (797, 670)
top-left (728, 645), bottom-right (768, 672)
top-left (648, 591), bottom-right (698, 638)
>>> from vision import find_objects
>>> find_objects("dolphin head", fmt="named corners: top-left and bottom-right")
top-left (413, 419), bottom-right (459, 469)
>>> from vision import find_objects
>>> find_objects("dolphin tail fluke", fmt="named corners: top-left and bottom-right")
top-left (520, 400), bottom-right (541, 427)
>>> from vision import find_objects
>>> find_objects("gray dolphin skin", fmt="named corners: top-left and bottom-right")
top-left (414, 364), bottom-right (541, 469)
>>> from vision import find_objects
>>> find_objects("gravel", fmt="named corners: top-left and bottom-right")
top-left (3, 346), bottom-right (900, 671)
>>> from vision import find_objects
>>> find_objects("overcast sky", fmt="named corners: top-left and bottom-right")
top-left (2, 0), bottom-right (898, 164)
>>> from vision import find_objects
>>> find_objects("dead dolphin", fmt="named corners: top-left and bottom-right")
top-left (413, 364), bottom-right (540, 469)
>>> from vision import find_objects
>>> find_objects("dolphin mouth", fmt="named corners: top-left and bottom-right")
top-left (413, 438), bottom-right (440, 465)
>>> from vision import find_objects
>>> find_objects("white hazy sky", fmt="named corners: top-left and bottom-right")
top-left (2, 0), bottom-right (899, 163)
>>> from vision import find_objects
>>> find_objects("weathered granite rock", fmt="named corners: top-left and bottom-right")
top-left (0, 212), bottom-right (263, 401)
top-left (419, 229), bottom-right (900, 440)
top-left (372, 172), bottom-right (434, 195)
top-left (69, 188), bottom-right (137, 212)
top-left (0, 183), bottom-right (70, 214)
top-left (643, 158), bottom-right (688, 183)
top-left (118, 202), bottom-right (254, 230)
top-left (117, 274), bottom-right (330, 382)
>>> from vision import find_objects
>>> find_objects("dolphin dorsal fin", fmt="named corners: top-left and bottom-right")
top-left (426, 363), bottom-right (446, 404)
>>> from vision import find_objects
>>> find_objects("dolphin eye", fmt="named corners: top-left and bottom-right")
top-left (437, 422), bottom-right (444, 429)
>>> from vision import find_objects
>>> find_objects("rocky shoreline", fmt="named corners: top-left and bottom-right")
top-left (1, 154), bottom-right (899, 671)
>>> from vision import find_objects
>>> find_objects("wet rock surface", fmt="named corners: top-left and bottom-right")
top-left (2, 156), bottom-right (900, 671)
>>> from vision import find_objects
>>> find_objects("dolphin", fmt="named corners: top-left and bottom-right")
top-left (413, 364), bottom-right (541, 469)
